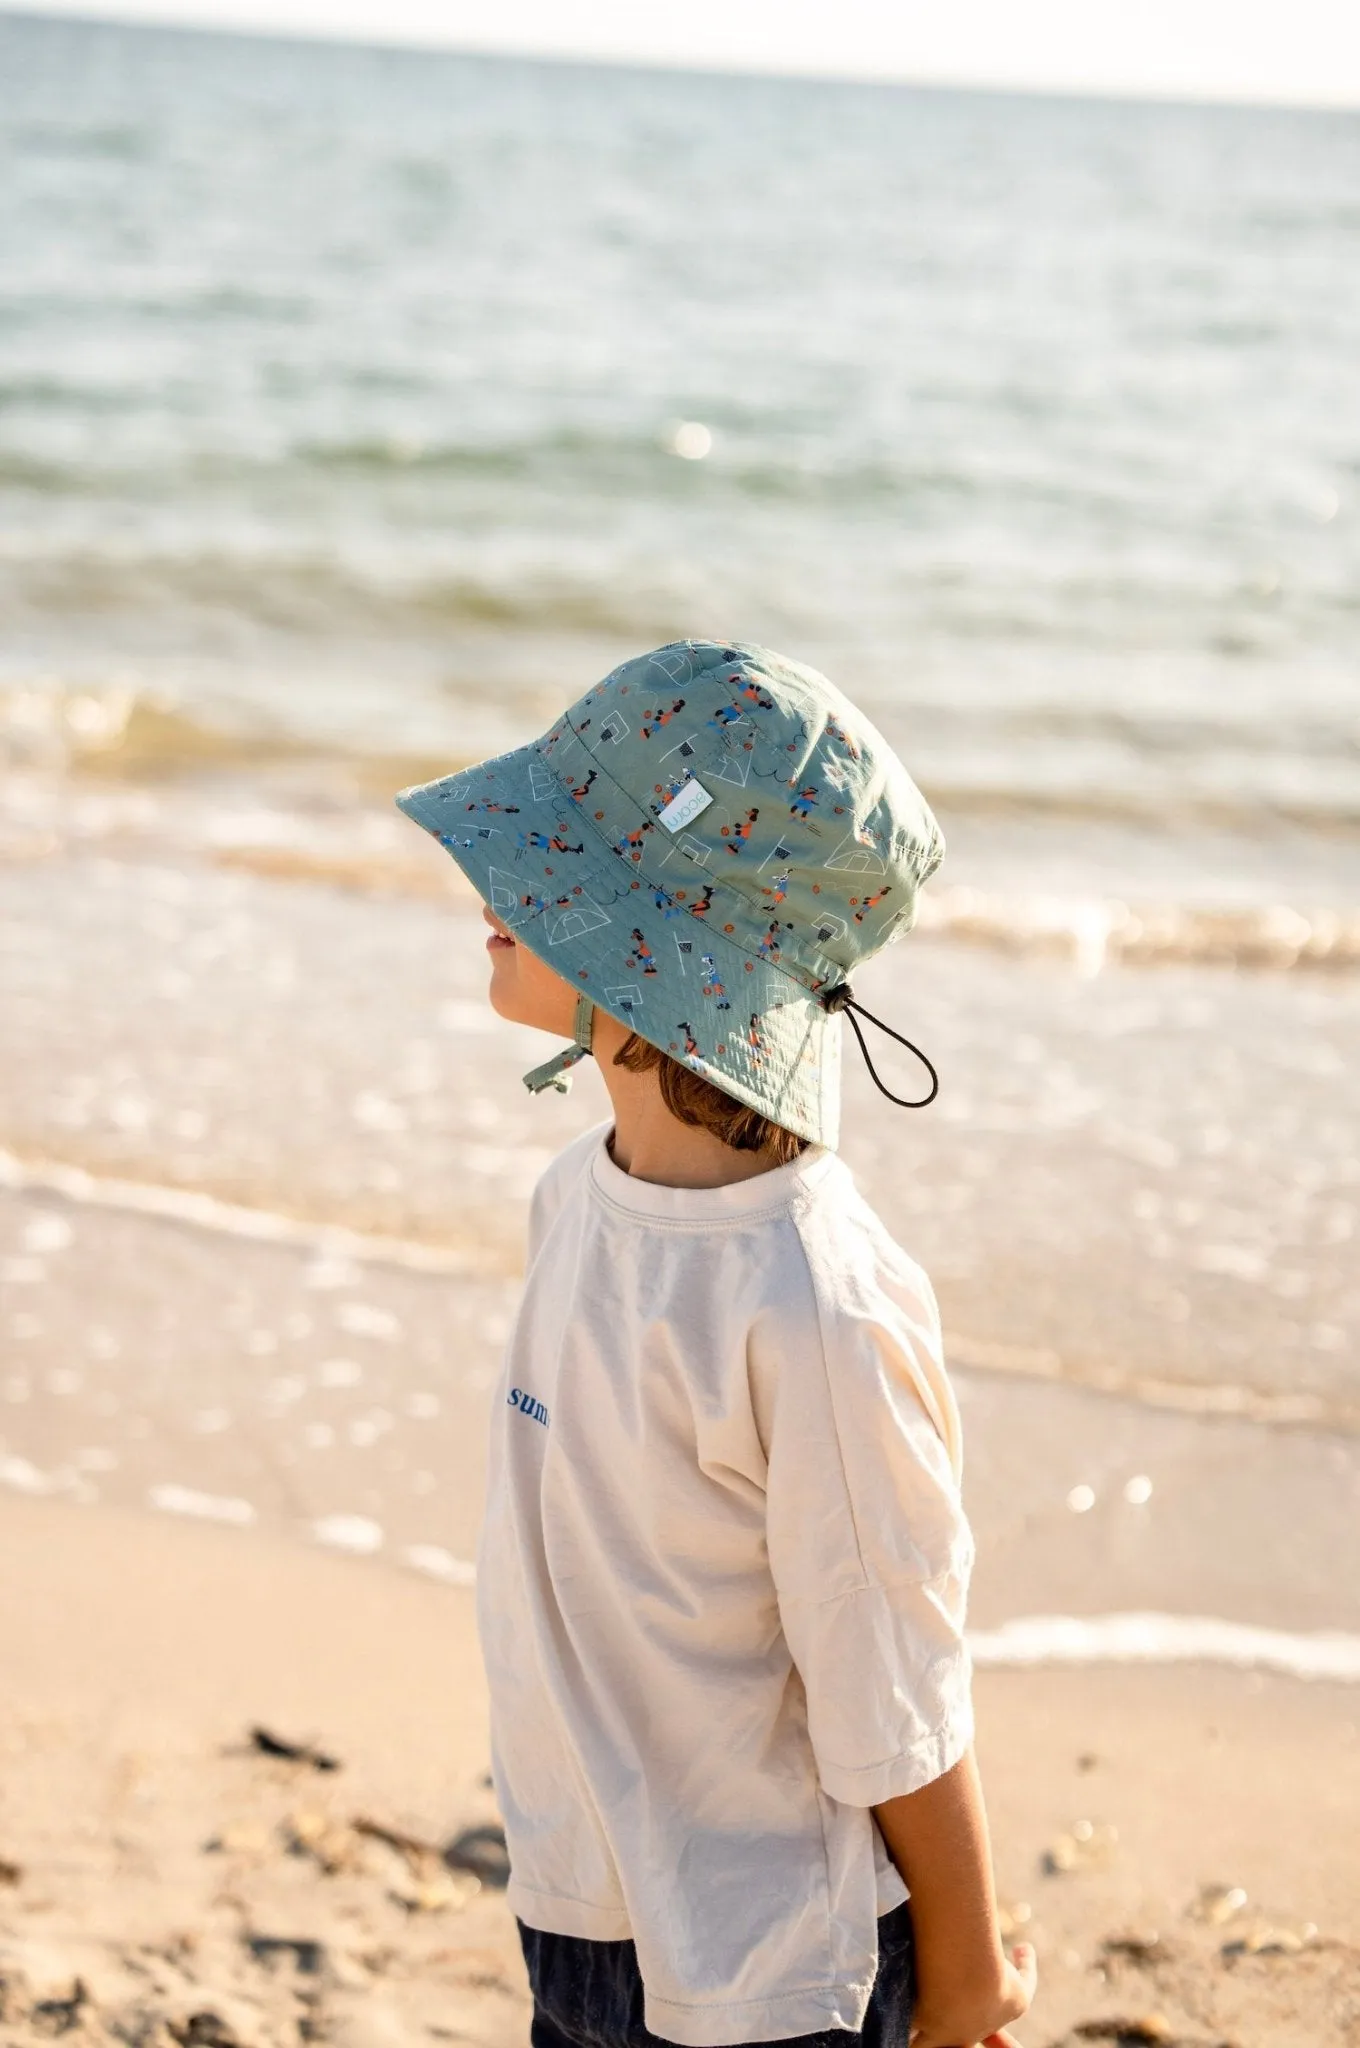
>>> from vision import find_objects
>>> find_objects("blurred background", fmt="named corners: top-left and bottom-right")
top-left (1, 5), bottom-right (1359, 2041)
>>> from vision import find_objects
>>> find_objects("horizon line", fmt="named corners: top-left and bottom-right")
top-left (6, 3), bottom-right (1360, 116)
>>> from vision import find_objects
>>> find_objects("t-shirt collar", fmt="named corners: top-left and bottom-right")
top-left (589, 1125), bottom-right (838, 1225)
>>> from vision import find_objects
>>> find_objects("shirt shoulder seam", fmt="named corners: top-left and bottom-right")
top-left (786, 1184), bottom-right (872, 1592)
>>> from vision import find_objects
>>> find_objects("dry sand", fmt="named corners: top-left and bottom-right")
top-left (2, 1491), bottom-right (1357, 2048)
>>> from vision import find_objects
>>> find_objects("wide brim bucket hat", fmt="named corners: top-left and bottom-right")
top-left (396, 640), bottom-right (944, 1148)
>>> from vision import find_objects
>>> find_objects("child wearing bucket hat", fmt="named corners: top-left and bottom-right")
top-left (397, 641), bottom-right (1035, 2048)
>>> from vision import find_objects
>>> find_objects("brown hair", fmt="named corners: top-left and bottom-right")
top-left (612, 1032), bottom-right (805, 1164)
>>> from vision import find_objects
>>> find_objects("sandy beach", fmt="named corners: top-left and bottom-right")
top-left (2, 1490), bottom-right (1358, 2048)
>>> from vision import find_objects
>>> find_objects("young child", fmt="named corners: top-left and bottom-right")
top-left (397, 642), bottom-right (1036, 2048)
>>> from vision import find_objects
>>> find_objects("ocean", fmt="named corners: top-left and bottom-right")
top-left (3, 14), bottom-right (1360, 885)
top-left (1, 13), bottom-right (1358, 1640)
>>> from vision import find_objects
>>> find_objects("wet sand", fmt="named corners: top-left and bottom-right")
top-left (3, 1159), bottom-right (1360, 1645)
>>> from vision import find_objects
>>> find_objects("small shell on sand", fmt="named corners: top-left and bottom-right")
top-left (388, 1867), bottom-right (481, 1914)
top-left (283, 1807), bottom-right (367, 1875)
top-left (1190, 1883), bottom-right (1249, 1925)
top-left (1043, 1818), bottom-right (1120, 1874)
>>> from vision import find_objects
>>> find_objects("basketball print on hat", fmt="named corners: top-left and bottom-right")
top-left (396, 640), bottom-right (944, 1147)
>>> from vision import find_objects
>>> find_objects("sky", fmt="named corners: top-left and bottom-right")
top-left (12, 0), bottom-right (1360, 109)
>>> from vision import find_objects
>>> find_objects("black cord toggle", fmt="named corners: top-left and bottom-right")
top-left (820, 983), bottom-right (939, 1108)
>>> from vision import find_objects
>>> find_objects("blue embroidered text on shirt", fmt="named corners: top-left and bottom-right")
top-left (508, 1387), bottom-right (550, 1427)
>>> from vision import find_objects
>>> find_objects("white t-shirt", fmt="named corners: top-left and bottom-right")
top-left (476, 1121), bottom-right (975, 2047)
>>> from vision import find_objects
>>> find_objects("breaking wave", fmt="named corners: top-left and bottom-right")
top-left (915, 885), bottom-right (1360, 973)
top-left (2, 683), bottom-right (1356, 979)
top-left (967, 1611), bottom-right (1360, 1683)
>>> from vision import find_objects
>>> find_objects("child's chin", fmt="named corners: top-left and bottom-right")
top-left (486, 965), bottom-right (520, 1019)
top-left (488, 971), bottom-right (544, 1031)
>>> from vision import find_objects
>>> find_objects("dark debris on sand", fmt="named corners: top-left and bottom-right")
top-left (246, 1730), bottom-right (342, 1774)
top-left (1054, 2022), bottom-right (1240, 2047)
top-left (1043, 1885), bottom-right (1360, 2048)
top-left (0, 1723), bottom-right (522, 2048)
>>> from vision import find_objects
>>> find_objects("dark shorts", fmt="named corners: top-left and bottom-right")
top-left (517, 1901), bottom-right (916, 2048)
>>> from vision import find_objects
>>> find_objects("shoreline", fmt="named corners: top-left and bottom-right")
top-left (9, 1469), bottom-right (1360, 1686)
top-left (4, 1138), bottom-right (1354, 1435)
top-left (3, 827), bottom-right (1356, 1421)
top-left (5, 1128), bottom-right (1360, 1646)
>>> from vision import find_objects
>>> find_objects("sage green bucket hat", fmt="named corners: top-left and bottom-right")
top-left (395, 640), bottom-right (943, 1148)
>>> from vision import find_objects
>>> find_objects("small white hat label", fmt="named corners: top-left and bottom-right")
top-left (656, 777), bottom-right (714, 833)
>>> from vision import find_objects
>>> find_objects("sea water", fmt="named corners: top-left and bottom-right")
top-left (2, 14), bottom-right (1359, 900)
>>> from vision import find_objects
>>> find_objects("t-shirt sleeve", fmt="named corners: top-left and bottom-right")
top-left (752, 1216), bottom-right (976, 1808)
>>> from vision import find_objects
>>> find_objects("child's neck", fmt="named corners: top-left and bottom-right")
top-left (594, 1015), bottom-right (790, 1193)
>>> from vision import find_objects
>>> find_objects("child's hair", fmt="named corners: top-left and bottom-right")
top-left (613, 1034), bottom-right (805, 1164)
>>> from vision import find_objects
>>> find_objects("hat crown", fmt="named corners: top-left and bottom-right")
top-left (548, 640), bottom-right (943, 992)
top-left (395, 638), bottom-right (944, 1147)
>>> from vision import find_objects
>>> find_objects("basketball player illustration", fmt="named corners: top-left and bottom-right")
top-left (723, 808), bottom-right (759, 854)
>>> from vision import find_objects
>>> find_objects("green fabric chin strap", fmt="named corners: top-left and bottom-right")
top-left (522, 990), bottom-right (596, 1096)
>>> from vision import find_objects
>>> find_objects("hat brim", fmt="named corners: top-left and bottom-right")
top-left (397, 741), bottom-right (841, 1147)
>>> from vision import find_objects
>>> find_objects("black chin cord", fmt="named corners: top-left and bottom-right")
top-left (822, 983), bottom-right (939, 1109)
